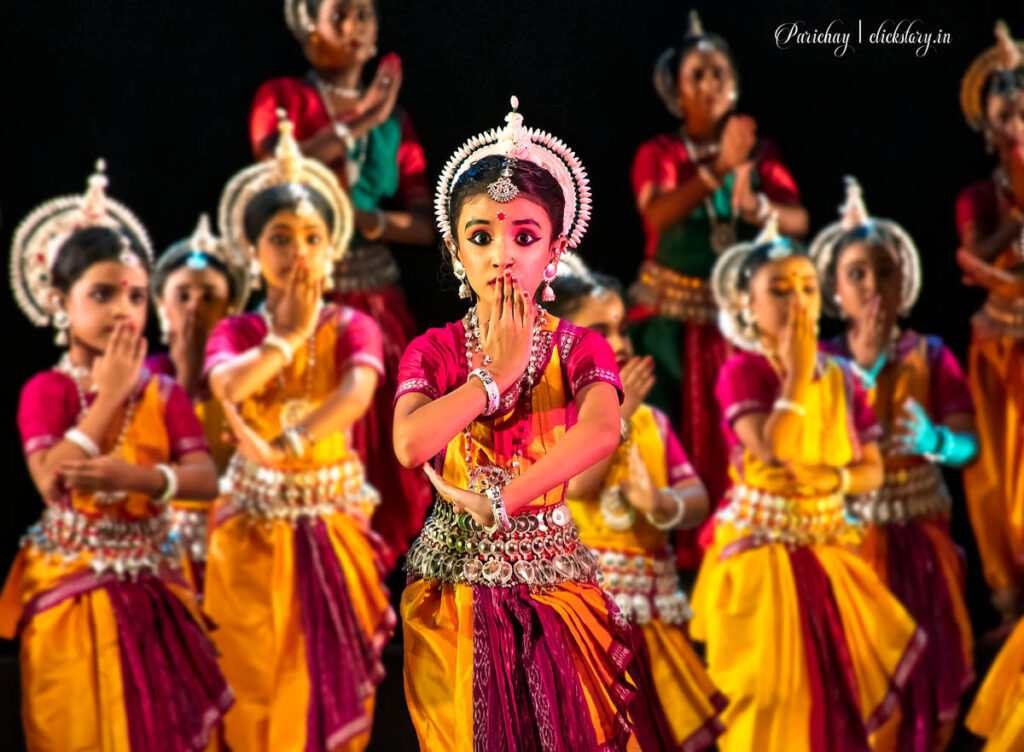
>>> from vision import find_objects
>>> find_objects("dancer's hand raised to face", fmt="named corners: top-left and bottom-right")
top-left (482, 272), bottom-right (535, 393)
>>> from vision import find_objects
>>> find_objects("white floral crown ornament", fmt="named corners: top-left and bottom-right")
top-left (217, 110), bottom-right (354, 291)
top-left (434, 96), bottom-right (592, 249)
top-left (711, 213), bottom-right (794, 351)
top-left (154, 214), bottom-right (252, 313)
top-left (808, 176), bottom-right (922, 318)
top-left (284, 0), bottom-right (316, 39)
top-left (10, 159), bottom-right (153, 327)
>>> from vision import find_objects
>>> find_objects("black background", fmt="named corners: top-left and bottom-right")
top-left (0, 0), bottom-right (1020, 711)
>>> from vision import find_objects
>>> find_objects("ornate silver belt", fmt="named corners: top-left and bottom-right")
top-left (21, 505), bottom-right (179, 579)
top-left (629, 261), bottom-right (717, 324)
top-left (225, 454), bottom-right (379, 523)
top-left (332, 243), bottom-right (400, 292)
top-left (848, 463), bottom-right (951, 525)
top-left (405, 500), bottom-right (600, 589)
top-left (592, 547), bottom-right (692, 625)
top-left (169, 506), bottom-right (209, 563)
top-left (978, 294), bottom-right (1024, 339)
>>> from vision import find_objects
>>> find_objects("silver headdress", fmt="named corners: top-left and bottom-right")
top-left (10, 160), bottom-right (153, 327)
top-left (961, 21), bottom-right (1024, 132)
top-left (808, 176), bottom-right (922, 318)
top-left (711, 213), bottom-right (794, 350)
top-left (434, 95), bottom-right (592, 249)
top-left (218, 111), bottom-right (354, 290)
top-left (284, 0), bottom-right (315, 39)
top-left (154, 214), bottom-right (252, 313)
top-left (653, 10), bottom-right (735, 119)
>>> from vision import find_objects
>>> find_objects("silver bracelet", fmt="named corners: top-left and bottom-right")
top-left (646, 488), bottom-right (686, 530)
top-left (262, 333), bottom-right (294, 365)
top-left (773, 398), bottom-right (807, 417)
top-left (332, 121), bottom-right (355, 151)
top-left (64, 428), bottom-right (100, 458)
top-left (755, 192), bottom-right (772, 223)
top-left (362, 209), bottom-right (387, 241)
top-left (154, 463), bottom-right (178, 506)
top-left (468, 368), bottom-right (500, 416)
top-left (281, 426), bottom-right (307, 458)
top-left (485, 486), bottom-right (512, 533)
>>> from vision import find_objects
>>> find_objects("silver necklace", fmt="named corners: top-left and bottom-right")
top-left (683, 133), bottom-right (736, 254)
top-left (315, 78), bottom-right (370, 186)
top-left (460, 306), bottom-right (548, 478)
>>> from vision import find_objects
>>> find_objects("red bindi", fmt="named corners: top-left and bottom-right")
top-left (496, 211), bottom-right (507, 222)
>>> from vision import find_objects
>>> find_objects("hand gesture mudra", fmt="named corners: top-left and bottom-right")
top-left (481, 273), bottom-right (535, 392)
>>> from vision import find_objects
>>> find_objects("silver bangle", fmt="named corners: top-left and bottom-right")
top-left (282, 427), bottom-right (306, 458)
top-left (773, 398), bottom-right (807, 417)
top-left (485, 486), bottom-right (512, 532)
top-left (646, 488), bottom-right (686, 530)
top-left (64, 428), bottom-right (100, 458)
top-left (362, 209), bottom-right (386, 241)
top-left (333, 121), bottom-right (354, 151)
top-left (154, 463), bottom-right (178, 506)
top-left (468, 368), bottom-right (500, 416)
top-left (262, 333), bottom-right (294, 365)
top-left (755, 192), bottom-right (771, 223)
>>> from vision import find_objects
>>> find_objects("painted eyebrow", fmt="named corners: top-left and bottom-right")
top-left (464, 219), bottom-right (491, 229)
top-left (512, 219), bottom-right (541, 228)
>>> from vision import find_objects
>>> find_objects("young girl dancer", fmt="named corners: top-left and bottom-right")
top-left (690, 216), bottom-right (923, 751)
top-left (957, 20), bottom-right (1024, 622)
top-left (149, 214), bottom-right (250, 591)
top-left (549, 257), bottom-right (726, 751)
top-left (203, 115), bottom-right (393, 751)
top-left (396, 98), bottom-right (660, 750)
top-left (629, 10), bottom-right (807, 564)
top-left (253, 0), bottom-right (434, 567)
top-left (813, 177), bottom-right (976, 751)
top-left (1, 162), bottom-right (231, 750)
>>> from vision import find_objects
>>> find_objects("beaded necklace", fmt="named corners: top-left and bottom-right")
top-left (460, 305), bottom-right (548, 489)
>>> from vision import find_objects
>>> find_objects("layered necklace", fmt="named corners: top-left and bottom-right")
top-left (461, 305), bottom-right (549, 489)
top-left (682, 132), bottom-right (736, 254)
top-left (56, 352), bottom-right (137, 505)
top-left (261, 303), bottom-right (323, 429)
top-left (314, 76), bottom-right (370, 187)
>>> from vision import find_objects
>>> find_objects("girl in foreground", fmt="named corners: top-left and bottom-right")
top-left (690, 215), bottom-right (923, 752)
top-left (203, 116), bottom-right (392, 751)
top-left (1, 163), bottom-right (230, 750)
top-left (395, 98), bottom-right (661, 750)
top-left (550, 258), bottom-right (726, 751)
top-left (813, 177), bottom-right (976, 750)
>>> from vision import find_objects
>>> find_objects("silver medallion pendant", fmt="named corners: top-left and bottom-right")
top-left (710, 223), bottom-right (737, 254)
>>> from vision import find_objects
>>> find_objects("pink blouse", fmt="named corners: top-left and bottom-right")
top-left (820, 331), bottom-right (974, 422)
top-left (203, 304), bottom-right (385, 379)
top-left (18, 369), bottom-right (209, 459)
top-left (651, 405), bottom-right (697, 486)
top-left (395, 318), bottom-right (624, 408)
top-left (714, 350), bottom-right (881, 449)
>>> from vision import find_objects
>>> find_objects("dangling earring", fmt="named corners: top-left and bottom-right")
top-left (834, 293), bottom-right (848, 319)
top-left (452, 257), bottom-right (471, 299)
top-left (52, 308), bottom-right (69, 347)
top-left (249, 256), bottom-right (262, 290)
top-left (542, 261), bottom-right (558, 302)
top-left (984, 128), bottom-right (996, 154)
top-left (323, 258), bottom-right (335, 291)
top-left (158, 308), bottom-right (170, 345)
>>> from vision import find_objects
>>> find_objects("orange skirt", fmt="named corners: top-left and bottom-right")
top-left (401, 578), bottom-right (643, 751)
top-left (967, 617), bottom-right (1024, 750)
top-left (204, 502), bottom-right (393, 752)
top-left (691, 524), bottom-right (923, 752)
top-left (0, 548), bottom-right (230, 752)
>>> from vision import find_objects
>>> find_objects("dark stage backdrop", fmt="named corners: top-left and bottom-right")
top-left (0, 0), bottom-right (1021, 645)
